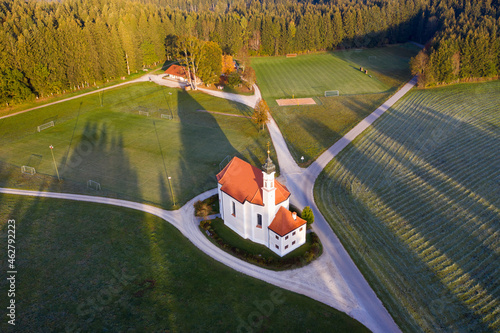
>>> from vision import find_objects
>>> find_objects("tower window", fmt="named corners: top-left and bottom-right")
top-left (257, 214), bottom-right (262, 228)
top-left (232, 202), bottom-right (236, 216)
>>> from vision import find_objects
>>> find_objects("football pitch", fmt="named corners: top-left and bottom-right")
top-left (0, 83), bottom-right (273, 208)
top-left (315, 81), bottom-right (500, 332)
top-left (252, 43), bottom-right (421, 100)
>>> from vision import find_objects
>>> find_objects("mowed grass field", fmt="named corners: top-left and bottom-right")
top-left (0, 195), bottom-right (369, 332)
top-left (252, 43), bottom-right (421, 163)
top-left (0, 82), bottom-right (273, 208)
top-left (315, 81), bottom-right (500, 332)
top-left (271, 92), bottom-right (391, 164)
top-left (252, 43), bottom-right (421, 100)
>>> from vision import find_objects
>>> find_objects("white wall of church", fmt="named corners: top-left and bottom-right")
top-left (219, 189), bottom-right (246, 238)
top-left (280, 225), bottom-right (306, 256)
top-left (218, 183), bottom-right (295, 252)
top-left (268, 224), bottom-right (306, 257)
top-left (268, 230), bottom-right (283, 256)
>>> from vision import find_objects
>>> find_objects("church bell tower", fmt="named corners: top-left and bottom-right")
top-left (262, 143), bottom-right (276, 209)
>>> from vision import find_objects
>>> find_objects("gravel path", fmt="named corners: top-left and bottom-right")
top-left (197, 84), bottom-right (262, 108)
top-left (266, 76), bottom-right (418, 333)
top-left (1, 73), bottom-right (418, 333)
top-left (0, 74), bottom-right (261, 120)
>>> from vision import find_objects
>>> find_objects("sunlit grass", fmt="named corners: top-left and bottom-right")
top-left (0, 82), bottom-right (275, 208)
top-left (253, 43), bottom-right (420, 163)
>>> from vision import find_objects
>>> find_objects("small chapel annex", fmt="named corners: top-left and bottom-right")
top-left (216, 154), bottom-right (307, 257)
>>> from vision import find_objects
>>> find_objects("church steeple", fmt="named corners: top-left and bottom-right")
top-left (262, 143), bottom-right (276, 174)
top-left (262, 142), bottom-right (276, 191)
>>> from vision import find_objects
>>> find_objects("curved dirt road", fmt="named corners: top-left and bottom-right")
top-left (1, 75), bottom-right (417, 333)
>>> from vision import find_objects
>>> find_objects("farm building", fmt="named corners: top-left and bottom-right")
top-left (217, 155), bottom-right (306, 257)
top-left (164, 64), bottom-right (190, 82)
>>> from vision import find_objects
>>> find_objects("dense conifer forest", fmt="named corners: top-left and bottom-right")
top-left (0, 0), bottom-right (499, 104)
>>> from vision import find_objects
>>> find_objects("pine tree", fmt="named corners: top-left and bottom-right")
top-left (302, 206), bottom-right (314, 227)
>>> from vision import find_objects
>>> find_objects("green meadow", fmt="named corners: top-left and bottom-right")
top-left (252, 43), bottom-right (421, 100)
top-left (0, 195), bottom-right (369, 332)
top-left (252, 43), bottom-right (421, 163)
top-left (315, 81), bottom-right (500, 332)
top-left (0, 82), bottom-right (274, 208)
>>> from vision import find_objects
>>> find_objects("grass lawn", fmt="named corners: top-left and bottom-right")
top-left (272, 92), bottom-right (391, 164)
top-left (0, 70), bottom-right (151, 118)
top-left (0, 195), bottom-right (369, 332)
top-left (252, 43), bottom-right (421, 100)
top-left (0, 82), bottom-right (275, 209)
top-left (252, 43), bottom-right (421, 163)
top-left (314, 81), bottom-right (500, 332)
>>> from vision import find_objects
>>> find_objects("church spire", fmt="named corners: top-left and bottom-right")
top-left (262, 141), bottom-right (275, 174)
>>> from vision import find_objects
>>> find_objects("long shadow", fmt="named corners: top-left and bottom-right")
top-left (0, 119), bottom-right (178, 331)
top-left (60, 120), bottom-right (145, 203)
top-left (368, 98), bottom-right (500, 211)
top-left (169, 90), bottom-right (239, 206)
top-left (60, 101), bottom-right (83, 175)
top-left (296, 115), bottom-right (341, 159)
top-left (315, 102), bottom-right (498, 331)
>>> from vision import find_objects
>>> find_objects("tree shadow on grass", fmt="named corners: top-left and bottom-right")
top-left (315, 103), bottom-right (498, 331)
top-left (0, 117), bottom-right (176, 331)
top-left (173, 90), bottom-right (238, 205)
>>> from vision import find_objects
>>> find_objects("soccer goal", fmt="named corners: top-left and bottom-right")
top-left (324, 90), bottom-right (340, 97)
top-left (369, 56), bottom-right (377, 61)
top-left (87, 180), bottom-right (101, 191)
top-left (139, 111), bottom-right (150, 117)
top-left (161, 114), bottom-right (172, 120)
top-left (37, 121), bottom-right (55, 132)
top-left (21, 166), bottom-right (36, 175)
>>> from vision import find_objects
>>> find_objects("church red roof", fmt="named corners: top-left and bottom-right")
top-left (268, 206), bottom-right (307, 236)
top-left (216, 157), bottom-right (290, 206)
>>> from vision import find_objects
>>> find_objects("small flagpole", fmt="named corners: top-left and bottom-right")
top-left (49, 145), bottom-right (61, 181)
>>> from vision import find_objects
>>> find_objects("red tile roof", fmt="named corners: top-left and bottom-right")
top-left (216, 157), bottom-right (290, 206)
top-left (268, 206), bottom-right (307, 236)
top-left (165, 65), bottom-right (188, 78)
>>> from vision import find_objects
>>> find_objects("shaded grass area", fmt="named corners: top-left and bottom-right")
top-left (0, 82), bottom-right (275, 208)
top-left (200, 218), bottom-right (322, 270)
top-left (0, 195), bottom-right (369, 333)
top-left (272, 93), bottom-right (390, 164)
top-left (314, 81), bottom-right (500, 332)
top-left (252, 43), bottom-right (420, 100)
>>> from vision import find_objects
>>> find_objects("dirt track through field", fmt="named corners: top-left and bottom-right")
top-left (276, 98), bottom-right (316, 106)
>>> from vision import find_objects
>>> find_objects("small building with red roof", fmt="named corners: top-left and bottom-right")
top-left (217, 154), bottom-right (306, 257)
top-left (164, 64), bottom-right (189, 82)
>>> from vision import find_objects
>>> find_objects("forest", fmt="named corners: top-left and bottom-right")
top-left (0, 0), bottom-right (499, 104)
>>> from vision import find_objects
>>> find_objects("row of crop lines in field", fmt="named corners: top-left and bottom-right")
top-left (315, 81), bottom-right (500, 332)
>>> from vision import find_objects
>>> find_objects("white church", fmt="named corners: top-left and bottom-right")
top-left (216, 154), bottom-right (307, 257)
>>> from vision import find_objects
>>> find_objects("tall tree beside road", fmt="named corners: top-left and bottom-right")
top-left (252, 99), bottom-right (270, 132)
